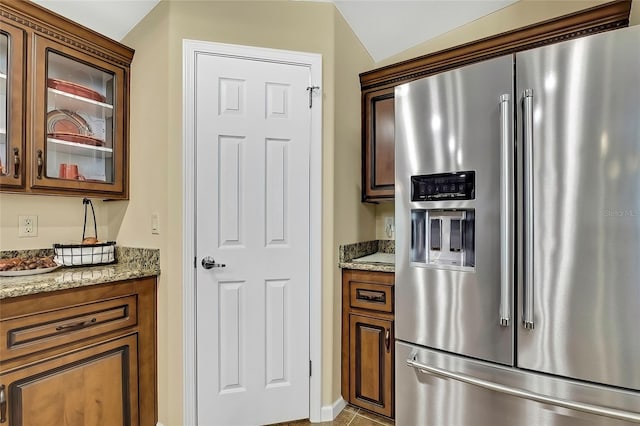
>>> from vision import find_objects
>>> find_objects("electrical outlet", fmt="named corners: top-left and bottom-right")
top-left (384, 216), bottom-right (395, 239)
top-left (18, 215), bottom-right (38, 237)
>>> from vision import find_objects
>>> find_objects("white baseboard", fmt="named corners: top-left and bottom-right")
top-left (319, 396), bottom-right (347, 422)
top-left (157, 423), bottom-right (165, 426)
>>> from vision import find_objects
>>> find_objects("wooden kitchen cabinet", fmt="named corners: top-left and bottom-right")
top-left (361, 87), bottom-right (395, 202)
top-left (359, 1), bottom-right (631, 202)
top-left (0, 0), bottom-right (134, 199)
top-left (342, 269), bottom-right (394, 418)
top-left (0, 277), bottom-right (157, 426)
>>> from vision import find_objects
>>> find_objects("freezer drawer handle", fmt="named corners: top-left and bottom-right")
top-left (522, 89), bottom-right (535, 330)
top-left (407, 357), bottom-right (640, 423)
top-left (499, 93), bottom-right (513, 327)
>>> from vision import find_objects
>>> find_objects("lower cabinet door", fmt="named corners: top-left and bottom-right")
top-left (349, 313), bottom-right (393, 417)
top-left (0, 334), bottom-right (138, 426)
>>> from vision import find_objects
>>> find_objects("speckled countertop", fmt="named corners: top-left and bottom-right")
top-left (338, 240), bottom-right (395, 273)
top-left (0, 247), bottom-right (160, 299)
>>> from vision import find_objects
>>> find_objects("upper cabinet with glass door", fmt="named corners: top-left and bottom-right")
top-left (0, 21), bottom-right (26, 189)
top-left (31, 40), bottom-right (127, 196)
top-left (0, 1), bottom-right (133, 199)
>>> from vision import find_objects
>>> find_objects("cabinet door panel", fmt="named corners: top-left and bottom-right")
top-left (0, 20), bottom-right (26, 189)
top-left (362, 88), bottom-right (395, 202)
top-left (31, 35), bottom-right (127, 197)
top-left (0, 334), bottom-right (138, 426)
top-left (373, 96), bottom-right (394, 187)
top-left (349, 313), bottom-right (393, 417)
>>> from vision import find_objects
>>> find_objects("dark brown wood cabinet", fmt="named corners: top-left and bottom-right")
top-left (0, 0), bottom-right (134, 199)
top-left (362, 88), bottom-right (395, 202)
top-left (359, 0), bottom-right (631, 202)
top-left (342, 269), bottom-right (394, 418)
top-left (0, 277), bottom-right (157, 426)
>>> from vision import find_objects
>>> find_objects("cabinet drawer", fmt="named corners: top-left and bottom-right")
top-left (0, 295), bottom-right (137, 361)
top-left (350, 281), bottom-right (393, 313)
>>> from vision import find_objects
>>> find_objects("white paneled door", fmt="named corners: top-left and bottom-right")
top-left (195, 51), bottom-right (312, 425)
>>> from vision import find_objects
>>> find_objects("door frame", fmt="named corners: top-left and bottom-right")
top-left (182, 39), bottom-right (323, 425)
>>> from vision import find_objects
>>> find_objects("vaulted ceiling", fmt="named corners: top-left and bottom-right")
top-left (33, 0), bottom-right (519, 63)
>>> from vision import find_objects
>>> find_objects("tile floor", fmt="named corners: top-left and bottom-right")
top-left (269, 405), bottom-right (394, 426)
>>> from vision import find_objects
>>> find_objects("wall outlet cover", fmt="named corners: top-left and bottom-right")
top-left (18, 215), bottom-right (38, 237)
top-left (384, 216), bottom-right (394, 238)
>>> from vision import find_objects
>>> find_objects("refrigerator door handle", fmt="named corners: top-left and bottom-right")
top-left (499, 94), bottom-right (512, 327)
top-left (406, 357), bottom-right (640, 423)
top-left (522, 89), bottom-right (535, 330)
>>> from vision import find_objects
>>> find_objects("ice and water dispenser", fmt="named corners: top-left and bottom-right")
top-left (410, 172), bottom-right (476, 270)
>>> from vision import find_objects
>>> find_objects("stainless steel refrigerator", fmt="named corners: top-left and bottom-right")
top-left (395, 25), bottom-right (640, 426)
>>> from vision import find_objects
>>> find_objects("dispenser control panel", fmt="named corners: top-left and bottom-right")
top-left (411, 171), bottom-right (475, 201)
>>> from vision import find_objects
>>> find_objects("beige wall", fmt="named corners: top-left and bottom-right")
top-left (0, 194), bottom-right (111, 249)
top-left (631, 0), bottom-right (640, 25)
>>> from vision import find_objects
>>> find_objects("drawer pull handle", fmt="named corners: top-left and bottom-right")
top-left (385, 328), bottom-right (390, 352)
top-left (356, 290), bottom-right (386, 303)
top-left (55, 317), bottom-right (97, 331)
top-left (0, 384), bottom-right (6, 423)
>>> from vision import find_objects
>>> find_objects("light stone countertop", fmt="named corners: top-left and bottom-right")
top-left (0, 247), bottom-right (160, 299)
top-left (338, 261), bottom-right (395, 273)
top-left (338, 240), bottom-right (395, 273)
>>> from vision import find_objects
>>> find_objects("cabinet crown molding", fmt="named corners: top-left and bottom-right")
top-left (0, 0), bottom-right (134, 66)
top-left (360, 0), bottom-right (631, 90)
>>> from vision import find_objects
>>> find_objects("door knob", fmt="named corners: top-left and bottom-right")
top-left (202, 256), bottom-right (226, 269)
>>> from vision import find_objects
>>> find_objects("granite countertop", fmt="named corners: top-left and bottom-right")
top-left (338, 240), bottom-right (395, 273)
top-left (0, 247), bottom-right (160, 299)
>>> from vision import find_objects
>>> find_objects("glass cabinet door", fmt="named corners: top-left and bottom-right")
top-left (33, 36), bottom-right (126, 196)
top-left (0, 23), bottom-right (26, 188)
top-left (45, 52), bottom-right (115, 182)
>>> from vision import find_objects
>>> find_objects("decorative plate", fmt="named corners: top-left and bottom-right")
top-left (0, 265), bottom-right (61, 277)
top-left (48, 78), bottom-right (107, 103)
top-left (47, 109), bottom-right (92, 136)
top-left (48, 132), bottom-right (105, 147)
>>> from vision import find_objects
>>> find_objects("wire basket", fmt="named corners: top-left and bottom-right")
top-left (54, 241), bottom-right (116, 266)
top-left (53, 198), bottom-right (116, 266)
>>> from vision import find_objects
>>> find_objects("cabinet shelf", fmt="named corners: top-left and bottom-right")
top-left (48, 88), bottom-right (113, 118)
top-left (47, 137), bottom-right (113, 157)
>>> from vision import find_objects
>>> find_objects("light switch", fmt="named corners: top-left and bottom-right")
top-left (151, 213), bottom-right (160, 235)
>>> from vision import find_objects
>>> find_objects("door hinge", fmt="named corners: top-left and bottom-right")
top-left (194, 256), bottom-right (197, 268)
top-left (306, 86), bottom-right (319, 108)
top-left (309, 360), bottom-right (312, 377)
